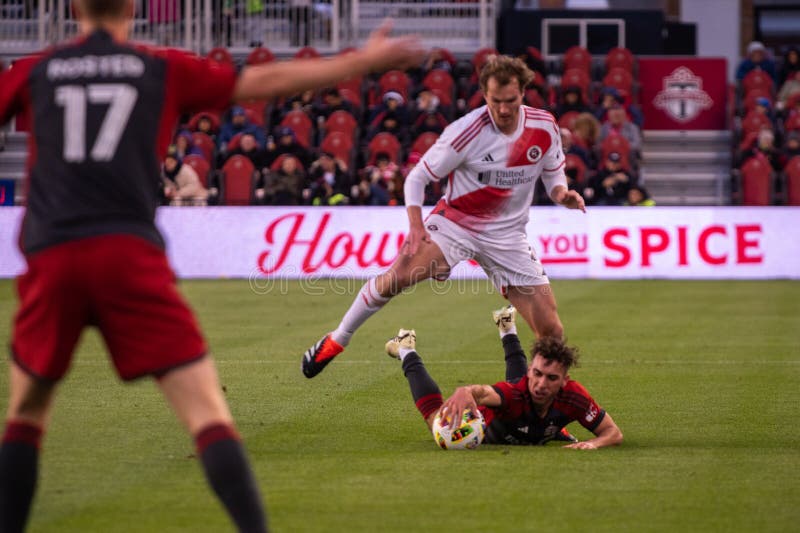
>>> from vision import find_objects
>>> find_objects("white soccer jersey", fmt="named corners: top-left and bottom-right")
top-left (413, 105), bottom-right (566, 233)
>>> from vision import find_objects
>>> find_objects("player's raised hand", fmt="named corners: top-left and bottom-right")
top-left (362, 19), bottom-right (425, 72)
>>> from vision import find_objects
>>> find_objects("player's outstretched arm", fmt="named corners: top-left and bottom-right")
top-left (550, 185), bottom-right (586, 213)
top-left (233, 19), bottom-right (424, 102)
top-left (440, 385), bottom-right (500, 423)
top-left (564, 413), bottom-right (623, 450)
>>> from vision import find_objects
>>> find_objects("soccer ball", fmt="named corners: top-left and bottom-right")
top-left (431, 409), bottom-right (485, 450)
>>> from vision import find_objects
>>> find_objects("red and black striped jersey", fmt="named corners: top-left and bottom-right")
top-left (481, 376), bottom-right (605, 445)
top-left (0, 30), bottom-right (236, 254)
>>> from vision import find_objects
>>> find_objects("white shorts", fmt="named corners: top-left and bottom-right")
top-left (424, 214), bottom-right (550, 290)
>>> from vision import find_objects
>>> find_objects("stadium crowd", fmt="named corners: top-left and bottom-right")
top-left (733, 41), bottom-right (800, 205)
top-left (162, 44), bottom-right (651, 208)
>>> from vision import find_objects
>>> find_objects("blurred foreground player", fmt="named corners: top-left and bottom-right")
top-left (0, 1), bottom-right (423, 531)
top-left (386, 307), bottom-right (623, 449)
top-left (302, 56), bottom-right (585, 379)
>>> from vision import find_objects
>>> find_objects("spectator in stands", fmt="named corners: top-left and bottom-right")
top-left (357, 152), bottom-right (402, 205)
top-left (625, 185), bottom-right (656, 207)
top-left (423, 48), bottom-right (455, 73)
top-left (555, 86), bottom-right (589, 118)
top-left (369, 91), bottom-right (410, 129)
top-left (585, 152), bottom-right (632, 206)
top-left (280, 89), bottom-right (316, 121)
top-left (777, 70), bottom-right (800, 111)
top-left (413, 110), bottom-right (448, 137)
top-left (513, 46), bottom-right (546, 77)
top-left (306, 152), bottom-right (351, 206)
top-left (218, 105), bottom-right (266, 153)
top-left (367, 110), bottom-right (409, 145)
top-left (267, 126), bottom-right (312, 169)
top-left (736, 41), bottom-right (778, 85)
top-left (314, 87), bottom-right (356, 121)
top-left (174, 129), bottom-right (203, 159)
top-left (260, 155), bottom-right (305, 205)
top-left (753, 96), bottom-right (777, 126)
top-left (599, 105), bottom-right (642, 156)
top-left (572, 112), bottom-right (600, 155)
top-left (779, 47), bottom-right (800, 86)
top-left (162, 147), bottom-right (209, 205)
top-left (225, 132), bottom-right (270, 174)
top-left (780, 131), bottom-right (800, 167)
top-left (560, 127), bottom-right (592, 169)
top-left (192, 112), bottom-right (218, 142)
top-left (736, 128), bottom-right (782, 171)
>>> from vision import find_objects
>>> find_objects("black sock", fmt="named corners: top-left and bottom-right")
top-left (196, 425), bottom-right (268, 533)
top-left (503, 334), bottom-right (528, 383)
top-left (401, 352), bottom-right (443, 420)
top-left (0, 421), bottom-right (42, 533)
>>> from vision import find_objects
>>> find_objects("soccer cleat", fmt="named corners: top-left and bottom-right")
top-left (384, 329), bottom-right (417, 359)
top-left (554, 427), bottom-right (578, 443)
top-left (492, 305), bottom-right (517, 335)
top-left (301, 334), bottom-right (344, 378)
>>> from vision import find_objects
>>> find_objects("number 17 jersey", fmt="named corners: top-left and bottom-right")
top-left (0, 29), bottom-right (237, 254)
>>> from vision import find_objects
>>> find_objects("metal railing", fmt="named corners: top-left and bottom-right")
top-left (0, 0), bottom-right (497, 57)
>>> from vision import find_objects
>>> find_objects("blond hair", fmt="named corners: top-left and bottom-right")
top-left (478, 55), bottom-right (535, 94)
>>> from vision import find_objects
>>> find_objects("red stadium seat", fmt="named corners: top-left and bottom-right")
top-left (784, 156), bottom-right (800, 206)
top-left (563, 46), bottom-right (592, 74)
top-left (787, 92), bottom-right (800, 111)
top-left (467, 90), bottom-right (485, 110)
top-left (742, 69), bottom-right (774, 95)
top-left (738, 130), bottom-right (759, 152)
top-left (220, 155), bottom-right (256, 205)
top-left (191, 131), bottom-right (215, 162)
top-left (742, 88), bottom-right (773, 114)
top-left (183, 154), bottom-right (212, 188)
top-left (324, 110), bottom-right (358, 138)
top-left (367, 132), bottom-right (402, 165)
top-left (280, 110), bottom-right (314, 149)
top-left (600, 134), bottom-right (632, 171)
top-left (432, 47), bottom-right (457, 69)
top-left (241, 100), bottom-right (268, 127)
top-left (337, 87), bottom-right (362, 111)
top-left (378, 70), bottom-right (412, 100)
top-left (603, 68), bottom-right (634, 101)
top-left (207, 47), bottom-right (234, 66)
top-left (320, 131), bottom-right (354, 163)
top-left (784, 112), bottom-right (800, 133)
top-left (246, 46), bottom-right (275, 65)
top-left (423, 69), bottom-right (454, 96)
top-left (472, 47), bottom-right (499, 72)
top-left (294, 46), bottom-right (320, 59)
top-left (561, 68), bottom-right (591, 101)
top-left (188, 111), bottom-right (221, 134)
top-left (605, 47), bottom-right (634, 73)
top-left (226, 132), bottom-right (244, 153)
top-left (739, 156), bottom-right (772, 205)
top-left (740, 111), bottom-right (772, 135)
top-left (565, 154), bottom-right (588, 184)
top-left (524, 88), bottom-right (546, 109)
top-left (410, 132), bottom-right (439, 156)
top-left (558, 111), bottom-right (580, 131)
top-left (270, 154), bottom-right (306, 173)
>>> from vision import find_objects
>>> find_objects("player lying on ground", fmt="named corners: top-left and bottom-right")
top-left (302, 55), bottom-right (586, 379)
top-left (0, 0), bottom-right (423, 531)
top-left (386, 306), bottom-right (623, 448)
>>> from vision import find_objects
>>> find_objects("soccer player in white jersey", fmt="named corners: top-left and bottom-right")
top-left (302, 55), bottom-right (585, 378)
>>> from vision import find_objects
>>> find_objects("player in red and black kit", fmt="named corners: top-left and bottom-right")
top-left (0, 1), bottom-right (423, 531)
top-left (386, 306), bottom-right (623, 449)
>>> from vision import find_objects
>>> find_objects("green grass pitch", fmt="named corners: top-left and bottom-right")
top-left (1, 279), bottom-right (799, 532)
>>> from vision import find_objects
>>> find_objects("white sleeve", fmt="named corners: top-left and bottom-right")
top-left (540, 121), bottom-right (568, 197)
top-left (403, 165), bottom-right (428, 207)
top-left (403, 118), bottom-right (469, 207)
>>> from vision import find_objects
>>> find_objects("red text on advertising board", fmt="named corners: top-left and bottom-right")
top-left (603, 224), bottom-right (763, 267)
top-left (257, 212), bottom-right (405, 275)
top-left (538, 233), bottom-right (589, 263)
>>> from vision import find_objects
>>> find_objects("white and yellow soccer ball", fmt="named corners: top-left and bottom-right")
top-left (431, 409), bottom-right (485, 450)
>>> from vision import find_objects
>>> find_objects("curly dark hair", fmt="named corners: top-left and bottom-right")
top-left (479, 55), bottom-right (535, 94)
top-left (532, 337), bottom-right (580, 371)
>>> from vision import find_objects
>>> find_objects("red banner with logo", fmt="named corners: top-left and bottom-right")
top-left (639, 58), bottom-right (728, 130)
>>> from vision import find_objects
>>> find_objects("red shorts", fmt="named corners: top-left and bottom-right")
top-left (11, 234), bottom-right (207, 381)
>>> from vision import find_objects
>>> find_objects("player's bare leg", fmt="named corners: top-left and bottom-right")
top-left (505, 284), bottom-right (564, 339)
top-left (157, 357), bottom-right (267, 533)
top-left (302, 239), bottom-right (449, 379)
top-left (0, 363), bottom-right (57, 533)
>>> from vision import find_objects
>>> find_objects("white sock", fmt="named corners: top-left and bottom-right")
top-left (398, 347), bottom-right (415, 361)
top-left (499, 324), bottom-right (517, 339)
top-left (331, 278), bottom-right (391, 346)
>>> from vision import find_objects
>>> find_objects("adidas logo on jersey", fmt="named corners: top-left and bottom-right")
top-left (481, 153), bottom-right (494, 162)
